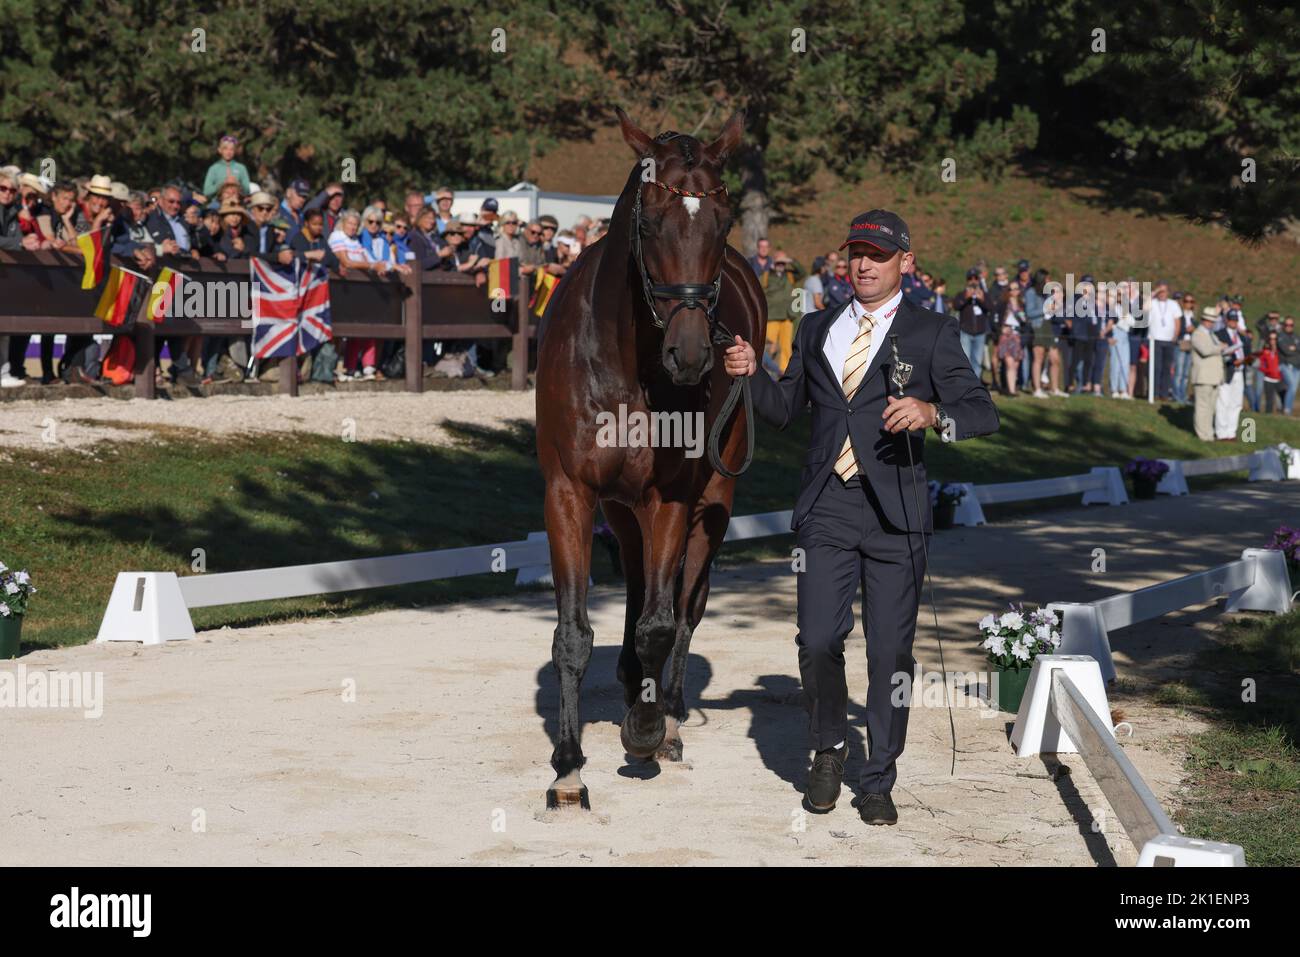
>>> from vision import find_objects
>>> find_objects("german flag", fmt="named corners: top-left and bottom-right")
top-left (93, 268), bottom-right (139, 327)
top-left (76, 229), bottom-right (106, 289)
top-left (147, 267), bottom-right (181, 322)
top-left (486, 257), bottom-right (519, 303)
top-left (530, 268), bottom-right (558, 318)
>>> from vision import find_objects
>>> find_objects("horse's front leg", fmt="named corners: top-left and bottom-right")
top-left (621, 497), bottom-right (690, 758)
top-left (544, 475), bottom-right (597, 809)
top-left (660, 486), bottom-right (736, 762)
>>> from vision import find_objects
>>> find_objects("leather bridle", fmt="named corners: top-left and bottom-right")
top-left (630, 174), bottom-right (728, 333)
top-left (626, 155), bottom-right (754, 479)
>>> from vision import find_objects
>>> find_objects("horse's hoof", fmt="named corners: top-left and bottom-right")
top-left (655, 716), bottom-right (684, 762)
top-left (545, 786), bottom-right (591, 810)
top-left (620, 710), bottom-right (666, 758)
top-left (654, 737), bottom-right (684, 762)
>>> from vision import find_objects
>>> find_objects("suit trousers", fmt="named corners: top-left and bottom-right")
top-left (795, 471), bottom-right (926, 794)
top-left (1193, 384), bottom-right (1218, 441)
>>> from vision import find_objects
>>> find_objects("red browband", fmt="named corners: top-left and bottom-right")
top-left (650, 180), bottom-right (728, 199)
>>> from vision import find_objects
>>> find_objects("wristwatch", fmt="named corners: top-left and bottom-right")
top-left (931, 401), bottom-right (946, 431)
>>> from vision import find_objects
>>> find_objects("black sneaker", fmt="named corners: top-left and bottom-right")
top-left (857, 792), bottom-right (898, 826)
top-left (804, 746), bottom-right (847, 813)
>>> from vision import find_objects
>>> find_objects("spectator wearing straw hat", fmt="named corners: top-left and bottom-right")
top-left (1190, 306), bottom-right (1227, 441)
top-left (214, 202), bottom-right (253, 260)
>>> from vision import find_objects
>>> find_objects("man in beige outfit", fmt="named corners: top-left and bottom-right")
top-left (1190, 305), bottom-right (1227, 441)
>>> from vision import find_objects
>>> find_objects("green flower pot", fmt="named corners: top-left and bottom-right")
top-left (994, 662), bottom-right (1032, 713)
top-left (0, 614), bottom-right (22, 660)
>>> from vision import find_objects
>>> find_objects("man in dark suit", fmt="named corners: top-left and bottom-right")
top-left (724, 209), bottom-right (999, 825)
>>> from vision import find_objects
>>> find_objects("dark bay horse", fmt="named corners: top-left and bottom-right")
top-left (535, 109), bottom-right (766, 809)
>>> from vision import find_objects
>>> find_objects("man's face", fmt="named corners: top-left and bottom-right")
top-left (524, 223), bottom-right (542, 245)
top-left (405, 195), bottom-right (423, 221)
top-left (161, 190), bottom-right (182, 217)
top-left (287, 188), bottom-right (305, 211)
top-left (756, 239), bottom-right (770, 258)
top-left (250, 199), bottom-right (274, 226)
top-left (480, 209), bottom-right (497, 224)
top-left (327, 189), bottom-right (344, 210)
top-left (994, 268), bottom-right (1008, 284)
top-left (127, 200), bottom-right (144, 222)
top-left (437, 195), bottom-right (453, 214)
top-left (846, 243), bottom-right (910, 302)
top-left (1156, 285), bottom-right (1169, 300)
top-left (1284, 319), bottom-right (1295, 335)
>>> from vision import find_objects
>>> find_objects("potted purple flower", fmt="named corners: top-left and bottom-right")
top-left (978, 604), bottom-right (1062, 712)
top-left (1265, 525), bottom-right (1299, 585)
top-left (0, 561), bottom-right (36, 660)
top-left (928, 481), bottom-right (967, 530)
top-left (1123, 457), bottom-right (1169, 499)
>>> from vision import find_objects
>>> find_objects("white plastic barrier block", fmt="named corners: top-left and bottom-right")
top-left (951, 483), bottom-right (985, 526)
top-left (1046, 601), bottom-right (1116, 683)
top-left (1225, 548), bottom-right (1293, 614)
top-left (1081, 466), bottom-right (1128, 506)
top-left (1283, 446), bottom-right (1300, 480)
top-left (96, 572), bottom-right (195, 646)
top-left (1010, 655), bottom-right (1111, 756)
top-left (1248, 447), bottom-right (1285, 482)
top-left (1137, 834), bottom-right (1246, 867)
top-left (1156, 460), bottom-right (1189, 495)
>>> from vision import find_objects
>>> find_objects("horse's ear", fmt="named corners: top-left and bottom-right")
top-left (616, 107), bottom-right (654, 157)
top-left (704, 109), bottom-right (745, 165)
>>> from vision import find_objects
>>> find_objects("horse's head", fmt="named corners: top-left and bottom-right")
top-left (618, 107), bottom-right (743, 386)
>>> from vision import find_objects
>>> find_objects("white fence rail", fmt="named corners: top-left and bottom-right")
top-left (96, 448), bottom-right (1293, 645)
top-left (1048, 549), bottom-right (1292, 684)
top-left (955, 445), bottom-right (1288, 525)
top-left (1011, 655), bottom-right (1245, 866)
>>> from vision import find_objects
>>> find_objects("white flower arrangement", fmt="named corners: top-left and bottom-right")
top-left (978, 604), bottom-right (1061, 671)
top-left (0, 561), bottom-right (36, 617)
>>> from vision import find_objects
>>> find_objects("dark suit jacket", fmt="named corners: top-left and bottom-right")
top-left (749, 296), bottom-right (1000, 534)
top-left (1215, 328), bottom-right (1252, 383)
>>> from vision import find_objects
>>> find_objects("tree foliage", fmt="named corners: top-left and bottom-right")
top-left (0, 0), bottom-right (595, 197)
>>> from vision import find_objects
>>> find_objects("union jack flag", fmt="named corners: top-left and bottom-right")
top-left (250, 258), bottom-right (333, 359)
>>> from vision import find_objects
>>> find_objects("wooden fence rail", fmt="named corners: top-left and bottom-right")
top-left (0, 249), bottom-right (534, 395)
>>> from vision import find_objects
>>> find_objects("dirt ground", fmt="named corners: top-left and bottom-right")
top-left (1, 480), bottom-right (1289, 866)
top-left (0, 389), bottom-right (536, 452)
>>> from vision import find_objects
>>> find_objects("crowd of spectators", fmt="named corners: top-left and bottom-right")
top-left (752, 242), bottom-right (1298, 440)
top-left (0, 135), bottom-right (607, 387)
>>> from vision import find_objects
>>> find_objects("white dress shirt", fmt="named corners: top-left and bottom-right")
top-left (822, 288), bottom-right (903, 387)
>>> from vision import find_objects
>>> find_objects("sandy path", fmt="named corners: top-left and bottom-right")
top-left (0, 485), bottom-right (1289, 866)
top-left (0, 389), bottom-right (537, 451)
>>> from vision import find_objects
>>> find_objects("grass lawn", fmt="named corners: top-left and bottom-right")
top-left (1155, 608), bottom-right (1300, 867)
top-left (3, 394), bottom-right (1299, 650)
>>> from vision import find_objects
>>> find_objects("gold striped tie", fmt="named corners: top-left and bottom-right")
top-left (834, 310), bottom-right (876, 481)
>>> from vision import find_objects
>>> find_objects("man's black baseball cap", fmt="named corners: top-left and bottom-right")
top-left (839, 209), bottom-right (910, 254)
